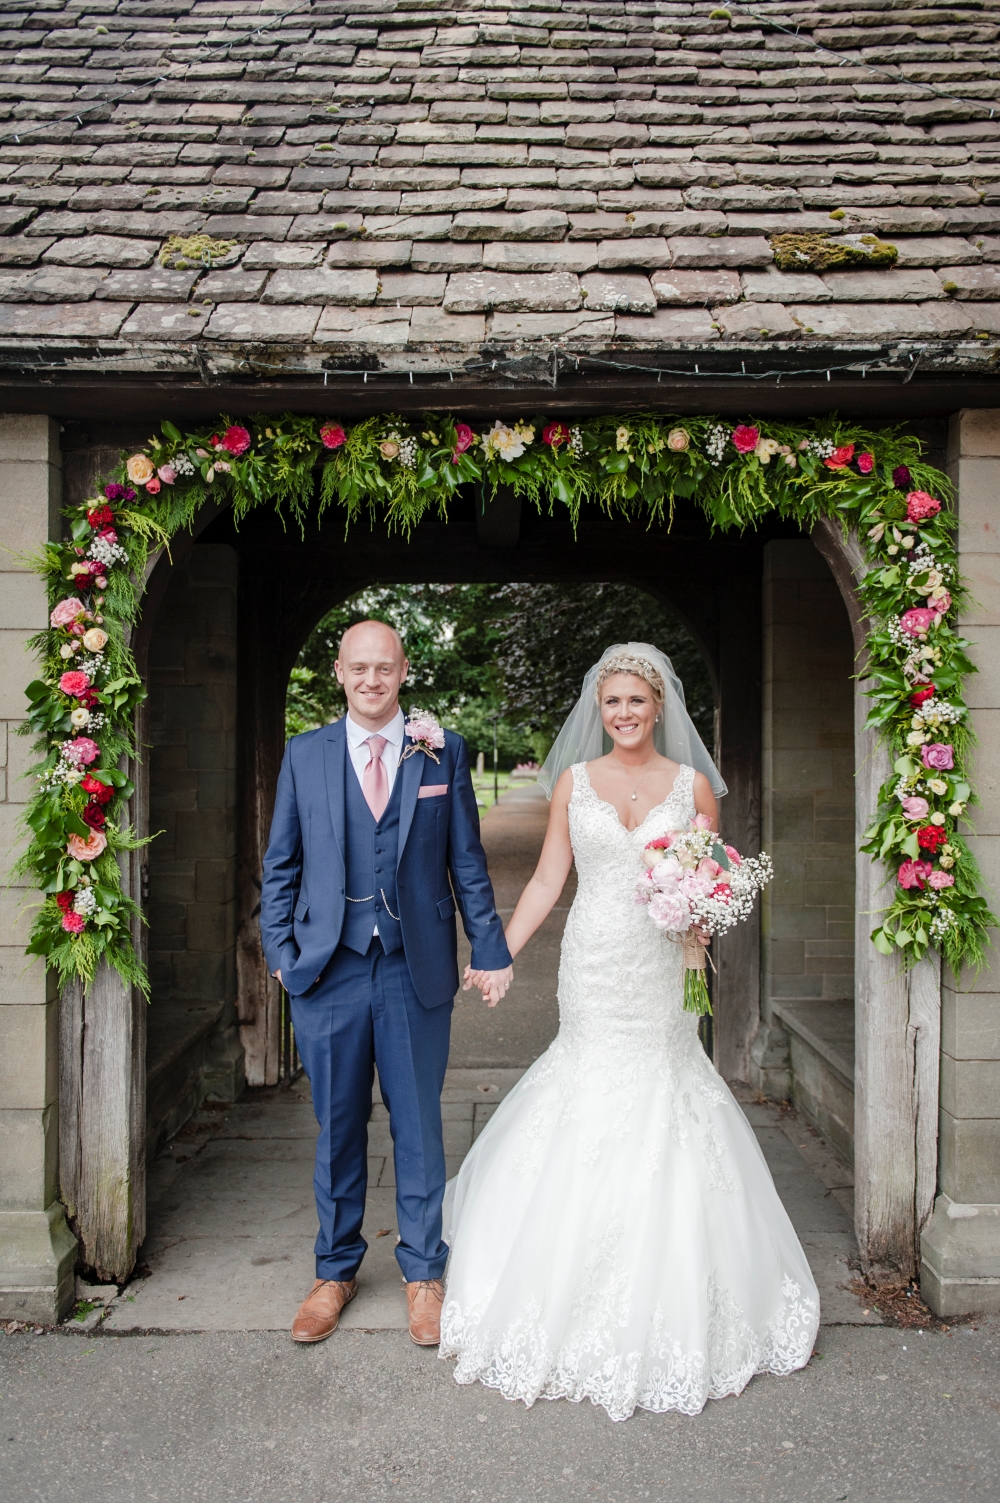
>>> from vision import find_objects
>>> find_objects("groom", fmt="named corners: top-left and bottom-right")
top-left (260, 620), bottom-right (513, 1347)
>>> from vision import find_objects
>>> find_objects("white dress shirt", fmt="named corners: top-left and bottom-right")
top-left (344, 707), bottom-right (405, 794)
top-left (344, 708), bottom-right (406, 937)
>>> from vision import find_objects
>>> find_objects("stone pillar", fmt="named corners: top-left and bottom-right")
top-left (146, 545), bottom-right (243, 1151)
top-left (0, 415), bottom-right (76, 1322)
top-left (922, 409), bottom-right (1000, 1315)
top-left (752, 541), bottom-right (856, 1161)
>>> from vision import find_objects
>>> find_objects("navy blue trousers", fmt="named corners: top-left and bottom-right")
top-left (290, 938), bottom-right (453, 1283)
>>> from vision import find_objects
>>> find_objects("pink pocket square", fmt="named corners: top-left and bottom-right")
top-left (418, 784), bottom-right (449, 798)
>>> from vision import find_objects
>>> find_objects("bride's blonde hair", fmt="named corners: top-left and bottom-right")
top-left (595, 652), bottom-right (665, 705)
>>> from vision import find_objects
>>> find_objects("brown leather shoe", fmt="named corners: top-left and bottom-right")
top-left (406, 1278), bottom-right (444, 1346)
top-left (291, 1278), bottom-right (357, 1343)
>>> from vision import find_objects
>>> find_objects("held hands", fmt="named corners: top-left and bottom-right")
top-left (463, 964), bottom-right (513, 1008)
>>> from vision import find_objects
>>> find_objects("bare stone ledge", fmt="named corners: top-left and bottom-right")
top-left (651, 268), bottom-right (742, 305)
top-left (42, 235), bottom-right (159, 269)
top-left (262, 269), bottom-right (379, 306)
top-left (242, 242), bottom-right (323, 270)
top-left (442, 270), bottom-right (581, 313)
top-left (376, 272), bottom-right (446, 306)
top-left (597, 236), bottom-right (670, 269)
top-left (613, 306), bottom-right (719, 341)
top-left (120, 304), bottom-right (213, 340)
top-left (938, 264), bottom-right (1000, 299)
top-left (787, 301), bottom-right (975, 339)
top-left (0, 301), bottom-right (133, 338)
top-left (742, 266), bottom-right (831, 303)
top-left (407, 306), bottom-right (486, 342)
top-left (580, 271), bottom-right (656, 314)
top-left (820, 268), bottom-right (948, 302)
top-left (488, 309), bottom-right (616, 340)
top-left (895, 236), bottom-right (984, 267)
top-left (713, 301), bottom-right (802, 339)
top-left (203, 303), bottom-right (321, 342)
top-left (450, 210), bottom-right (568, 242)
top-left (483, 240), bottom-right (598, 273)
top-left (315, 306), bottom-right (412, 345)
top-left (668, 234), bottom-right (773, 268)
top-left (326, 240), bottom-right (412, 268)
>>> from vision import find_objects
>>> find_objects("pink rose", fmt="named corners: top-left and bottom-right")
top-left (732, 424), bottom-right (759, 454)
top-left (697, 857), bottom-right (722, 879)
top-left (320, 423), bottom-right (346, 450)
top-left (927, 870), bottom-right (955, 890)
top-left (145, 477), bottom-right (161, 494)
top-left (921, 742), bottom-right (954, 771)
top-left (901, 796), bottom-right (930, 819)
top-left (221, 425), bottom-right (251, 456)
top-left (929, 590), bottom-right (952, 615)
top-left (61, 910), bottom-right (86, 934)
top-left (723, 844), bottom-right (741, 867)
top-left (907, 490), bottom-right (941, 524)
top-left (898, 858), bottom-right (933, 890)
top-left (900, 607), bottom-right (938, 638)
top-left (50, 597), bottom-right (85, 629)
top-left (97, 526), bottom-right (117, 545)
top-left (58, 670), bottom-right (91, 698)
top-left (693, 813), bottom-right (712, 830)
top-left (157, 464), bottom-right (177, 485)
top-left (67, 829), bottom-right (107, 862)
top-left (62, 736), bottom-right (99, 767)
top-left (451, 422), bottom-right (475, 462)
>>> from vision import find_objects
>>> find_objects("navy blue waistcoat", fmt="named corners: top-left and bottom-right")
top-left (341, 754), bottom-right (403, 955)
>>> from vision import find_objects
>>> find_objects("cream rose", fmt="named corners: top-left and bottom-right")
top-left (70, 707), bottom-right (91, 729)
top-left (667, 428), bottom-right (689, 452)
top-left (380, 440), bottom-right (400, 460)
top-left (82, 627), bottom-right (108, 653)
top-left (125, 454), bottom-right (155, 484)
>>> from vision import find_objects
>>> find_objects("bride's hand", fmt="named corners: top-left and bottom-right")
top-left (692, 924), bottom-right (711, 947)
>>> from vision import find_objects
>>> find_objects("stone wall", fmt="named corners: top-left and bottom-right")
top-left (752, 539), bottom-right (857, 1163)
top-left (146, 544), bottom-right (244, 1153)
top-left (0, 415), bottom-right (76, 1322)
top-left (922, 409), bottom-right (1000, 1314)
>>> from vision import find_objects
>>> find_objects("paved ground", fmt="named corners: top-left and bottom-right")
top-left (3, 785), bottom-right (998, 1501)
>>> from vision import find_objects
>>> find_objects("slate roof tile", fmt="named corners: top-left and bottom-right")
top-left (0, 0), bottom-right (992, 371)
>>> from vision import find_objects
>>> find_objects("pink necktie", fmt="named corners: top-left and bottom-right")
top-left (363, 734), bottom-right (389, 821)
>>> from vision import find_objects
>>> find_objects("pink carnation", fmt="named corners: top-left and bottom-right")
top-left (711, 882), bottom-right (732, 902)
top-left (732, 424), bottom-right (759, 454)
top-left (58, 670), bottom-right (91, 698)
top-left (67, 829), bottom-right (106, 862)
top-left (221, 425), bottom-right (251, 456)
top-left (62, 737), bottom-right (99, 767)
top-left (927, 870), bottom-right (955, 890)
top-left (61, 910), bottom-right (86, 934)
top-left (901, 796), bottom-right (930, 819)
top-left (898, 858), bottom-right (933, 890)
top-left (900, 607), bottom-right (938, 638)
top-left (921, 742), bottom-right (954, 771)
top-left (50, 597), bottom-right (85, 629)
top-left (907, 490), bottom-right (941, 524)
top-left (320, 423), bottom-right (346, 450)
top-left (856, 452), bottom-right (874, 474)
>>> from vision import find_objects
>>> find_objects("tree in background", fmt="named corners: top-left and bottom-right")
top-left (286, 582), bottom-right (714, 767)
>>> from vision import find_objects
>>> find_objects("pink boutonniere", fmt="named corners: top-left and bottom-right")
top-left (401, 710), bottom-right (446, 764)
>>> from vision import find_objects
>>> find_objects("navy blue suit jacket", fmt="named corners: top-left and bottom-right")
top-left (260, 717), bottom-right (511, 1006)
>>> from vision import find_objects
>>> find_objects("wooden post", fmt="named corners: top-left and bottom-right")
top-left (813, 518), bottom-right (940, 1278)
top-left (713, 559), bottom-right (763, 1082)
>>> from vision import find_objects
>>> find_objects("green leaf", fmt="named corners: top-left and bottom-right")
top-left (902, 831), bottom-right (920, 859)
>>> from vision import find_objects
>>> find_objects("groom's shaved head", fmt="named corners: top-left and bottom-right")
top-left (337, 619), bottom-right (405, 665)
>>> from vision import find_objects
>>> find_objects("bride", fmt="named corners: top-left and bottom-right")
top-left (441, 643), bottom-right (819, 1422)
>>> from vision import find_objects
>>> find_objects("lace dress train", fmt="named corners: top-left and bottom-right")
top-left (439, 763), bottom-right (819, 1422)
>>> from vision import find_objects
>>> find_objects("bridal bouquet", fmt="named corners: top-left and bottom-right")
top-left (635, 815), bottom-right (773, 1016)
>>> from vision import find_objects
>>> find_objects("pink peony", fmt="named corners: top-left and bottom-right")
top-left (62, 737), bottom-right (99, 767)
top-left (221, 425), bottom-right (251, 456)
top-left (898, 858), bottom-right (933, 890)
top-left (58, 670), bottom-right (91, 698)
top-left (405, 716), bottom-right (446, 750)
top-left (907, 490), bottom-right (941, 523)
top-left (320, 423), bottom-right (346, 450)
top-left (157, 464), bottom-right (177, 485)
top-left (900, 607), bottom-right (938, 638)
top-left (901, 796), bottom-right (930, 819)
top-left (857, 452), bottom-right (874, 474)
top-left (724, 844), bottom-right (741, 867)
top-left (921, 742), bottom-right (954, 771)
top-left (67, 829), bottom-right (107, 862)
top-left (50, 597), bottom-right (85, 629)
top-left (928, 870), bottom-right (955, 890)
top-left (732, 424), bottom-right (759, 454)
top-left (649, 890), bottom-right (689, 931)
top-left (61, 910), bottom-right (86, 934)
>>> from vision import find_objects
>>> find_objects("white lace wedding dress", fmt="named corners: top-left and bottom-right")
top-left (439, 763), bottom-right (819, 1422)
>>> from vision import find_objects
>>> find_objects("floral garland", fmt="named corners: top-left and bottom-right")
top-left (17, 411), bottom-right (992, 993)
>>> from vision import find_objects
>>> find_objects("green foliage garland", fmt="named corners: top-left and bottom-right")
top-left (18, 410), bottom-right (992, 993)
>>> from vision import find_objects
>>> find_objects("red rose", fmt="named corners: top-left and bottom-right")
top-left (856, 452), bottom-right (874, 474)
top-left (55, 891), bottom-right (73, 913)
top-left (82, 802), bottom-right (106, 830)
top-left (910, 685), bottom-right (936, 707)
top-left (906, 490), bottom-right (941, 524)
top-left (824, 444), bottom-right (855, 470)
top-left (732, 424), bottom-right (759, 454)
top-left (917, 824), bottom-right (947, 853)
top-left (320, 423), bottom-right (346, 450)
top-left (542, 422), bottom-right (571, 448)
top-left (222, 424), bottom-right (252, 456)
top-left (81, 774), bottom-right (114, 803)
top-left (87, 504), bottom-right (115, 528)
